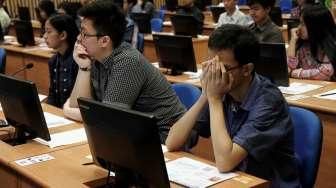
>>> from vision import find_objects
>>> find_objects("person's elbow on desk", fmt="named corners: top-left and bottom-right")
top-left (63, 99), bottom-right (83, 122)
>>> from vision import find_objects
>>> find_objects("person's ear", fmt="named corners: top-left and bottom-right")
top-left (60, 31), bottom-right (67, 41)
top-left (99, 36), bottom-right (111, 48)
top-left (243, 63), bottom-right (254, 76)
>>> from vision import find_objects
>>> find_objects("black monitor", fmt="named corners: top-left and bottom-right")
top-left (0, 74), bottom-right (50, 144)
top-left (78, 98), bottom-right (170, 188)
top-left (0, 21), bottom-right (4, 42)
top-left (287, 18), bottom-right (300, 41)
top-left (166, 0), bottom-right (178, 11)
top-left (171, 15), bottom-right (199, 38)
top-left (269, 6), bottom-right (283, 26)
top-left (256, 43), bottom-right (289, 86)
top-left (14, 20), bottom-right (35, 46)
top-left (153, 34), bottom-right (197, 75)
top-left (130, 12), bottom-right (152, 34)
top-left (209, 6), bottom-right (226, 23)
top-left (18, 6), bottom-right (31, 21)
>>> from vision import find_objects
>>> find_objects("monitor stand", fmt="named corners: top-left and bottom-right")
top-left (6, 126), bottom-right (35, 146)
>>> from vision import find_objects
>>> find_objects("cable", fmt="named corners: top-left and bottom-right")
top-left (105, 163), bottom-right (112, 188)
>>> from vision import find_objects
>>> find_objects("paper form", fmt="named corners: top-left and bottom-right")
top-left (166, 157), bottom-right (237, 188)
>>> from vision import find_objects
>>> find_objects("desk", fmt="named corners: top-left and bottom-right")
top-left (161, 73), bottom-right (336, 188)
top-left (162, 21), bottom-right (288, 42)
top-left (143, 33), bottom-right (209, 64)
top-left (0, 105), bottom-right (268, 187)
top-left (0, 43), bottom-right (54, 95)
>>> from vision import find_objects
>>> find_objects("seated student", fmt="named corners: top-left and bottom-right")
top-left (127, 0), bottom-right (156, 18)
top-left (176, 0), bottom-right (204, 34)
top-left (287, 4), bottom-right (336, 81)
top-left (38, 0), bottom-right (57, 35)
top-left (57, 2), bottom-right (82, 29)
top-left (165, 24), bottom-right (300, 187)
top-left (247, 0), bottom-right (284, 43)
top-left (0, 0), bottom-right (10, 34)
top-left (217, 0), bottom-right (252, 27)
top-left (44, 15), bottom-right (79, 108)
top-left (63, 1), bottom-right (186, 143)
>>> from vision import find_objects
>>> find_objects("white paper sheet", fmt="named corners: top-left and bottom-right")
top-left (43, 112), bottom-right (74, 128)
top-left (34, 128), bottom-right (87, 148)
top-left (38, 94), bottom-right (48, 102)
top-left (278, 82), bottom-right (322, 95)
top-left (166, 157), bottom-right (237, 188)
top-left (314, 89), bottom-right (336, 100)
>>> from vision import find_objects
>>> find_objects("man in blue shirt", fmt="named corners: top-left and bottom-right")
top-left (166, 24), bottom-right (300, 187)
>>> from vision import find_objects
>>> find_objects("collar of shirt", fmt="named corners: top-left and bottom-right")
top-left (56, 47), bottom-right (73, 60)
top-left (225, 73), bottom-right (261, 112)
top-left (100, 42), bottom-right (131, 69)
top-left (255, 17), bottom-right (272, 32)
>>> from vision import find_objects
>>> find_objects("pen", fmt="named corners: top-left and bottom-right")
top-left (320, 92), bottom-right (336, 97)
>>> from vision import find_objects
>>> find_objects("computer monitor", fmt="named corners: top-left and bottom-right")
top-left (166, 0), bottom-right (178, 11)
top-left (209, 6), bottom-right (226, 23)
top-left (14, 20), bottom-right (35, 46)
top-left (256, 43), bottom-right (289, 86)
top-left (153, 34), bottom-right (197, 75)
top-left (18, 6), bottom-right (31, 21)
top-left (0, 74), bottom-right (50, 144)
top-left (0, 21), bottom-right (4, 42)
top-left (171, 15), bottom-right (199, 38)
top-left (130, 12), bottom-right (152, 34)
top-left (78, 98), bottom-right (170, 188)
top-left (269, 6), bottom-right (283, 26)
top-left (287, 18), bottom-right (300, 41)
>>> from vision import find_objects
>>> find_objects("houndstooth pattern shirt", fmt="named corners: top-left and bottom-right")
top-left (90, 42), bottom-right (186, 142)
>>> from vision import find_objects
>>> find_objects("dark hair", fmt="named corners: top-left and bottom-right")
top-left (58, 2), bottom-right (82, 20)
top-left (300, 4), bottom-right (336, 63)
top-left (38, 0), bottom-right (56, 17)
top-left (141, 0), bottom-right (154, 9)
top-left (247, 0), bottom-right (275, 8)
top-left (208, 24), bottom-right (260, 66)
top-left (48, 14), bottom-right (79, 51)
top-left (78, 1), bottom-right (126, 48)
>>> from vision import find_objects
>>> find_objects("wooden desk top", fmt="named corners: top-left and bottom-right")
top-left (0, 40), bottom-right (54, 59)
top-left (160, 71), bottom-right (336, 115)
top-left (144, 32), bottom-right (209, 42)
top-left (0, 104), bottom-right (85, 163)
top-left (6, 143), bottom-right (268, 188)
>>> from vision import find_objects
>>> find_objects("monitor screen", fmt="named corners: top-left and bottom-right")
top-left (18, 6), bottom-right (31, 21)
top-left (269, 6), bottom-right (283, 26)
top-left (14, 20), bottom-right (35, 46)
top-left (0, 21), bottom-right (4, 42)
top-left (209, 6), bottom-right (226, 23)
top-left (153, 34), bottom-right (197, 75)
top-left (256, 43), bottom-right (289, 86)
top-left (130, 12), bottom-right (152, 34)
top-left (0, 74), bottom-right (50, 144)
top-left (78, 98), bottom-right (170, 188)
top-left (171, 15), bottom-right (199, 38)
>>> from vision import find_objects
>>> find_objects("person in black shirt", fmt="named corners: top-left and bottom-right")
top-left (176, 0), bottom-right (204, 34)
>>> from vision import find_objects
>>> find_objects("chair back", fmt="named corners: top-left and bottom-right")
top-left (289, 106), bottom-right (323, 188)
top-left (151, 18), bottom-right (163, 32)
top-left (172, 83), bottom-right (201, 109)
top-left (0, 48), bottom-right (6, 73)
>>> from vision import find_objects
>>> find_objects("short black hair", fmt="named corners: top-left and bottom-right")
top-left (78, 1), bottom-right (126, 48)
top-left (247, 0), bottom-right (275, 8)
top-left (208, 24), bottom-right (260, 66)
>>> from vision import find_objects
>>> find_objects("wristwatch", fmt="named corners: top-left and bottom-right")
top-left (80, 67), bottom-right (90, 71)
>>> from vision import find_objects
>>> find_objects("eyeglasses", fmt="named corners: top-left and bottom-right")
top-left (79, 30), bottom-right (103, 39)
top-left (224, 64), bottom-right (241, 72)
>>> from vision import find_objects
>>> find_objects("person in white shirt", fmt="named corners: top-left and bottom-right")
top-left (0, 0), bottom-right (10, 34)
top-left (217, 0), bottom-right (252, 27)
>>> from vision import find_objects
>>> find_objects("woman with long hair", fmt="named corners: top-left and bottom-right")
top-left (287, 3), bottom-right (336, 80)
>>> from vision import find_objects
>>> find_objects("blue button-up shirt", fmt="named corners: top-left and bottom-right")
top-left (196, 73), bottom-right (300, 188)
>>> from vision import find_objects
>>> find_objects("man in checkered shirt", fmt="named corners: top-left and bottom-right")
top-left (63, 1), bottom-right (186, 143)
